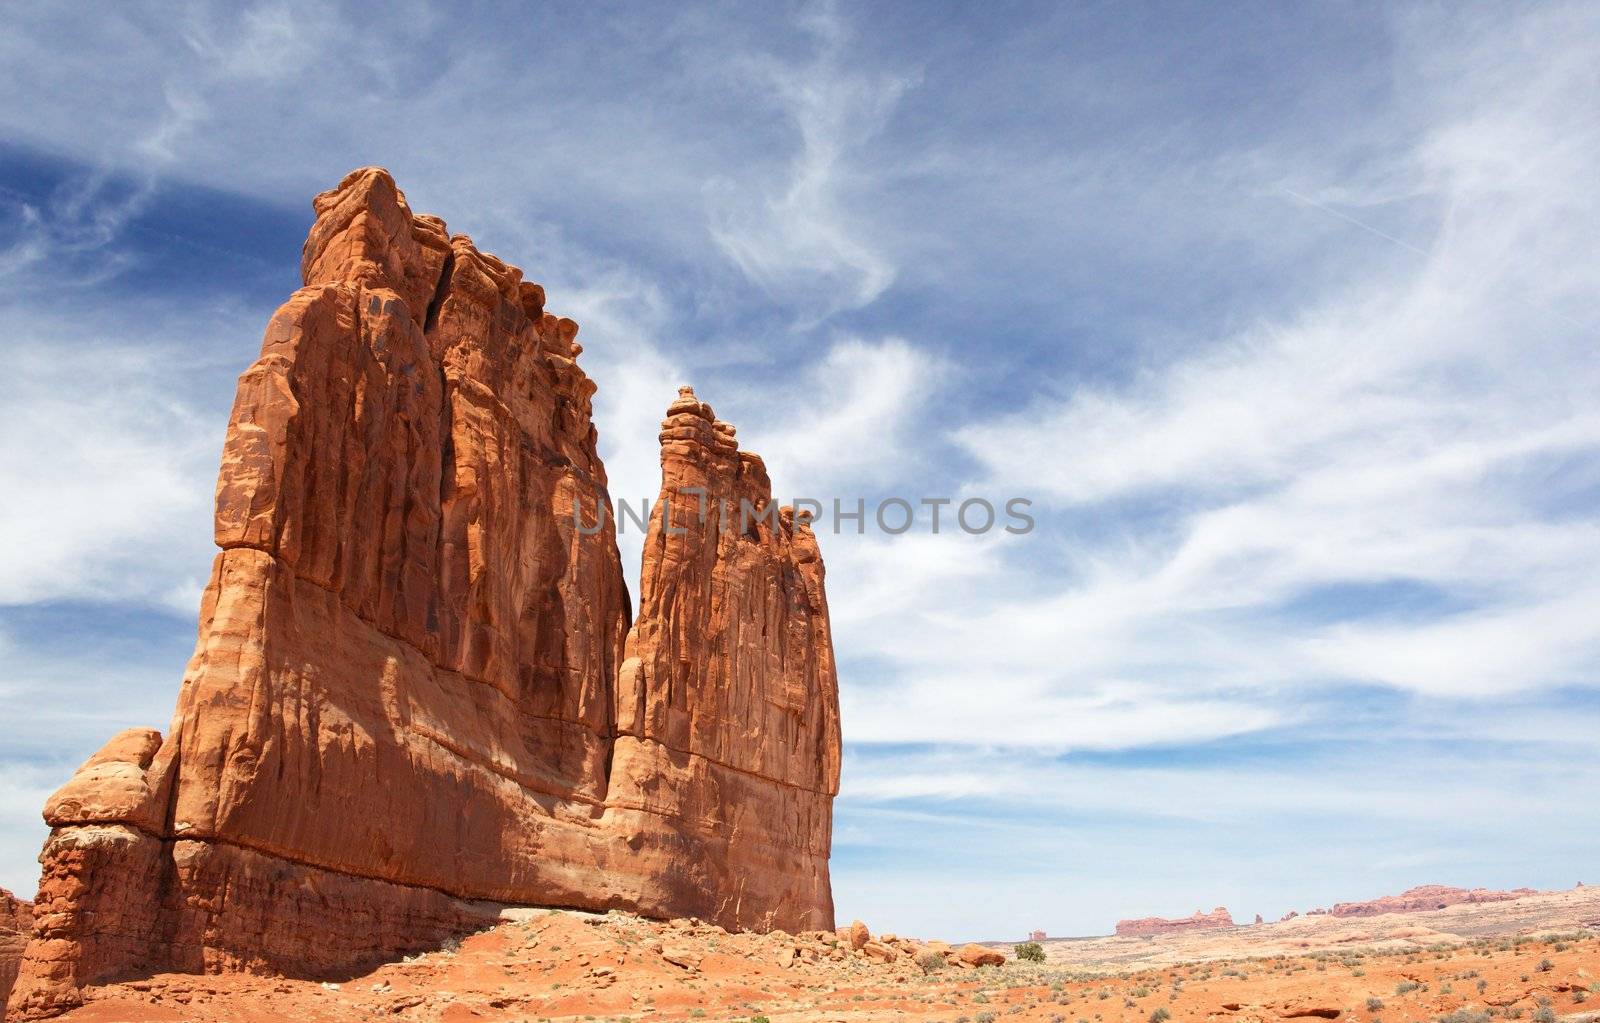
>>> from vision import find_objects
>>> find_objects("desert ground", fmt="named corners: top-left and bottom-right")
top-left (51, 886), bottom-right (1600, 1023)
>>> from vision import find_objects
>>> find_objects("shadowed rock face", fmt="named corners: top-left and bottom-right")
top-left (7, 169), bottom-right (840, 1020)
top-left (1, 889), bottom-right (31, 1013)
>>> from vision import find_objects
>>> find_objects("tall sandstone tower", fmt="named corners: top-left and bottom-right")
top-left (6, 169), bottom-right (841, 1020)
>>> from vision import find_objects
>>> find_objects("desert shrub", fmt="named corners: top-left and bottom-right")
top-left (1149, 1009), bottom-right (1171, 1023)
top-left (1368, 997), bottom-right (1385, 1011)
top-left (917, 950), bottom-right (946, 974)
top-left (1397, 981), bottom-right (1422, 995)
top-left (1535, 959), bottom-right (1553, 972)
top-left (1015, 941), bottom-right (1046, 963)
top-left (977, 1013), bottom-right (997, 1023)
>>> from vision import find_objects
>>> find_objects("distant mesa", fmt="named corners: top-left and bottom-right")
top-left (1325, 885), bottom-right (1539, 918)
top-left (1115, 907), bottom-right (1235, 937)
top-left (1115, 885), bottom-right (1560, 940)
top-left (1269, 885), bottom-right (1545, 924)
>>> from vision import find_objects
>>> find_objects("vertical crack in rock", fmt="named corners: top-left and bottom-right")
top-left (5, 169), bottom-right (840, 1021)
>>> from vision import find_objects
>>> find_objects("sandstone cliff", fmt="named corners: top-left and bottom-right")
top-left (1115, 907), bottom-right (1235, 937)
top-left (7, 169), bottom-right (840, 1020)
top-left (0, 889), bottom-right (31, 1014)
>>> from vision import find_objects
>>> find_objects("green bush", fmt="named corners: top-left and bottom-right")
top-left (1015, 941), bottom-right (1046, 963)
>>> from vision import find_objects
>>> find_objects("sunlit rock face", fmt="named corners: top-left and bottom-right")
top-left (6, 169), bottom-right (840, 1021)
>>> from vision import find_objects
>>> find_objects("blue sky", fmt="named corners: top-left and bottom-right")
top-left (2, 1), bottom-right (1598, 940)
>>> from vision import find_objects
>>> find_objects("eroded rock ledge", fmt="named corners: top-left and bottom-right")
top-left (6, 169), bottom-right (840, 1020)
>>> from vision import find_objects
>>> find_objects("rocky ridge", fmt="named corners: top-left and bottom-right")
top-left (1326, 884), bottom-right (1541, 918)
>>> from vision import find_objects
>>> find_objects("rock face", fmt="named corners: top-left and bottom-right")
top-left (610, 385), bottom-right (840, 932)
top-left (1328, 885), bottom-right (1538, 918)
top-left (7, 169), bottom-right (840, 1020)
top-left (1115, 907), bottom-right (1236, 937)
top-left (1, 889), bottom-right (32, 1013)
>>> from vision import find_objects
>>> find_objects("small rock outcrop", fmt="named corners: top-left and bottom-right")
top-left (7, 169), bottom-right (840, 1020)
top-left (1115, 907), bottom-right (1236, 937)
top-left (956, 943), bottom-right (1006, 967)
top-left (0, 889), bottom-right (32, 1013)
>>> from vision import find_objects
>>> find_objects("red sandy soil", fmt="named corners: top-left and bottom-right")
top-left (48, 887), bottom-right (1600, 1023)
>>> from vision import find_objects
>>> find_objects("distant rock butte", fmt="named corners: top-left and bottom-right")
top-left (6, 168), bottom-right (840, 1020)
top-left (1, 889), bottom-right (31, 1012)
top-left (1326, 885), bottom-right (1540, 918)
top-left (1115, 907), bottom-right (1236, 937)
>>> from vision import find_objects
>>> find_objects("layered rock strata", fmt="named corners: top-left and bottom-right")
top-left (8, 168), bottom-right (839, 1020)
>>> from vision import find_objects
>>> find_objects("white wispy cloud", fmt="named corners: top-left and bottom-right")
top-left (0, 330), bottom-right (228, 611)
top-left (706, 3), bottom-right (915, 318)
top-left (941, 2), bottom-right (1600, 710)
top-left (731, 335), bottom-right (944, 498)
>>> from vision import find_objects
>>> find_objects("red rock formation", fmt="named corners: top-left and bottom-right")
top-left (1328, 885), bottom-right (1538, 918)
top-left (0, 889), bottom-right (32, 1014)
top-left (7, 169), bottom-right (839, 1020)
top-left (611, 386), bottom-right (840, 932)
top-left (1115, 907), bottom-right (1236, 937)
